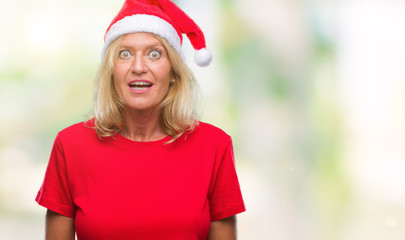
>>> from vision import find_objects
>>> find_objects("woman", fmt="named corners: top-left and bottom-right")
top-left (36, 0), bottom-right (245, 239)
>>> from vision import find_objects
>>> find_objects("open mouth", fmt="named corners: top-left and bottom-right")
top-left (129, 81), bottom-right (153, 90)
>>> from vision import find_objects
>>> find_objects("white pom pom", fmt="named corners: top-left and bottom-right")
top-left (194, 48), bottom-right (213, 67)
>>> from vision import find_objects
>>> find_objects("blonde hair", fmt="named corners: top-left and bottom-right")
top-left (92, 34), bottom-right (200, 141)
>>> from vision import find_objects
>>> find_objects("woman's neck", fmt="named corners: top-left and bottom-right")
top-left (120, 108), bottom-right (167, 142)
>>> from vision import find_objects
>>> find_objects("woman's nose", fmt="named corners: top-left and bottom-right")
top-left (131, 54), bottom-right (148, 74)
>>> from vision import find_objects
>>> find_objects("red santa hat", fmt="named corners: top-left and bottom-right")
top-left (102, 0), bottom-right (212, 67)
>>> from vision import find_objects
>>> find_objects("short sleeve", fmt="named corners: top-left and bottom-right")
top-left (35, 134), bottom-right (76, 218)
top-left (208, 138), bottom-right (246, 221)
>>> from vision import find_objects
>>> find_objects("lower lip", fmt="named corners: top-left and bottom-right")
top-left (128, 85), bottom-right (153, 94)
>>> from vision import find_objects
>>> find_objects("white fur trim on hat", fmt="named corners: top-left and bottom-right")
top-left (102, 14), bottom-right (184, 60)
top-left (194, 48), bottom-right (212, 67)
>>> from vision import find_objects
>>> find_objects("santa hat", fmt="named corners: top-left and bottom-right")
top-left (102, 0), bottom-right (212, 67)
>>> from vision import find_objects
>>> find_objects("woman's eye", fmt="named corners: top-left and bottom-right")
top-left (149, 50), bottom-right (161, 59)
top-left (119, 50), bottom-right (131, 59)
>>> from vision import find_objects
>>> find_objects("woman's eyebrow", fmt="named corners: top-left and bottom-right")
top-left (119, 43), bottom-right (164, 50)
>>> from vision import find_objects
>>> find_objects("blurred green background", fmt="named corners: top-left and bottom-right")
top-left (1, 0), bottom-right (405, 239)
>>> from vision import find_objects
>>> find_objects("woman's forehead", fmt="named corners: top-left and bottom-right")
top-left (120, 32), bottom-right (163, 47)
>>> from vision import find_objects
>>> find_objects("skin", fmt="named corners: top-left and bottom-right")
top-left (45, 210), bottom-right (74, 240)
top-left (208, 216), bottom-right (238, 240)
top-left (45, 33), bottom-right (238, 239)
top-left (113, 32), bottom-right (173, 141)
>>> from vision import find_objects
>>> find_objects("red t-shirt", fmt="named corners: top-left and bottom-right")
top-left (36, 121), bottom-right (245, 239)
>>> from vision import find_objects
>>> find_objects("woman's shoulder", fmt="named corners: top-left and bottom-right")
top-left (57, 119), bottom-right (97, 140)
top-left (190, 121), bottom-right (232, 143)
top-left (195, 121), bottom-right (229, 134)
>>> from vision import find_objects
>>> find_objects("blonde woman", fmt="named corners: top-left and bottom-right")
top-left (36, 0), bottom-right (245, 239)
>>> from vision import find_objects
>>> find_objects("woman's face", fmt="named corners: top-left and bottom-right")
top-left (113, 32), bottom-right (173, 113)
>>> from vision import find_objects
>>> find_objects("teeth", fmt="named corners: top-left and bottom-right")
top-left (131, 82), bottom-right (150, 86)
top-left (130, 82), bottom-right (152, 88)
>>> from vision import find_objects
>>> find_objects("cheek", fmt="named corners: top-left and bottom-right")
top-left (158, 74), bottom-right (172, 91)
top-left (113, 66), bottom-right (124, 81)
top-left (159, 63), bottom-right (173, 86)
top-left (113, 64), bottom-right (128, 84)
top-left (113, 61), bottom-right (130, 79)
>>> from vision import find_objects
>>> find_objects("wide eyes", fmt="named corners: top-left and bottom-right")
top-left (119, 50), bottom-right (131, 59)
top-left (118, 49), bottom-right (162, 60)
top-left (148, 50), bottom-right (161, 59)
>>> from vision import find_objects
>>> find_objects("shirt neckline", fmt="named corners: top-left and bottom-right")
top-left (114, 133), bottom-right (172, 146)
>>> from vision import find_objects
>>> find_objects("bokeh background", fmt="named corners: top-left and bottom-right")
top-left (1, 0), bottom-right (405, 239)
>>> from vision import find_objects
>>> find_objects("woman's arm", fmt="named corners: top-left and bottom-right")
top-left (208, 215), bottom-right (237, 240)
top-left (45, 210), bottom-right (75, 240)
